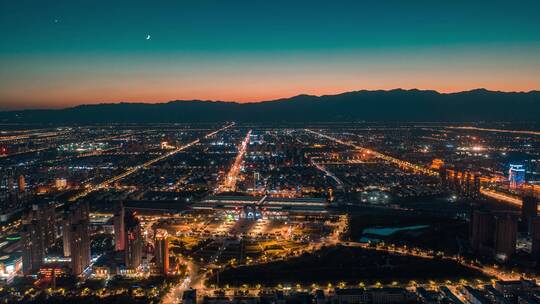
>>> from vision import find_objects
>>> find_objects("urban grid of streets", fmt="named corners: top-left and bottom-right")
top-left (158, 127), bottom-right (530, 303)
top-left (2, 123), bottom-right (540, 303)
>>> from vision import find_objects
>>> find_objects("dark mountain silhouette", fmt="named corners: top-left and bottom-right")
top-left (1, 89), bottom-right (539, 123)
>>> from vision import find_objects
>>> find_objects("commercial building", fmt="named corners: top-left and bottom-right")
top-left (192, 195), bottom-right (328, 220)
top-left (509, 164), bottom-right (526, 189)
top-left (55, 178), bottom-right (67, 190)
top-left (0, 253), bottom-right (22, 284)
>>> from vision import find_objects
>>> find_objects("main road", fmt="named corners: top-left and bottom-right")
top-left (161, 257), bottom-right (201, 304)
top-left (217, 129), bottom-right (252, 193)
top-left (305, 129), bottom-right (438, 176)
top-left (305, 128), bottom-right (533, 208)
top-left (69, 123), bottom-right (235, 202)
top-left (447, 126), bottom-right (540, 136)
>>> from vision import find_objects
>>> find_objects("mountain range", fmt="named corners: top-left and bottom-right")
top-left (1, 89), bottom-right (539, 123)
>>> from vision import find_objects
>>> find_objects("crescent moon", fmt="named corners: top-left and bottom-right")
top-left (146, 34), bottom-right (151, 40)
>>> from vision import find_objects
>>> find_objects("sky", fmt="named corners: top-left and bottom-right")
top-left (1, 0), bottom-right (540, 110)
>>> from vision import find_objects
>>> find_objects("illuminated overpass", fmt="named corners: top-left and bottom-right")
top-left (447, 126), bottom-right (540, 136)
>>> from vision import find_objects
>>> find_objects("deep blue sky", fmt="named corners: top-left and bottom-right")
top-left (1, 0), bottom-right (539, 109)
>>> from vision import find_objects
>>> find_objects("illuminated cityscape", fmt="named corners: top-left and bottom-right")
top-left (2, 1), bottom-right (540, 303)
top-left (0, 123), bottom-right (540, 303)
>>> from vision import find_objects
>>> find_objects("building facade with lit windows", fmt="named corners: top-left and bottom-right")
top-left (114, 201), bottom-right (125, 251)
top-left (21, 201), bottom-right (56, 275)
top-left (154, 229), bottom-right (169, 275)
top-left (0, 253), bottom-right (21, 284)
top-left (68, 201), bottom-right (91, 276)
top-left (509, 164), bottom-right (526, 189)
top-left (125, 212), bottom-right (143, 270)
top-left (192, 195), bottom-right (329, 220)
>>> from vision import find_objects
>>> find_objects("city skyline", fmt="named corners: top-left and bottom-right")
top-left (1, 0), bottom-right (540, 109)
top-left (3, 2), bottom-right (540, 303)
top-left (0, 0), bottom-right (540, 304)
top-left (3, 122), bottom-right (540, 303)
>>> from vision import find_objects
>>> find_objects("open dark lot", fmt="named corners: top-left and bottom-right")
top-left (346, 208), bottom-right (468, 254)
top-left (210, 245), bottom-right (487, 286)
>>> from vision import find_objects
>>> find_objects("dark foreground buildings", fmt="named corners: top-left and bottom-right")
top-left (470, 195), bottom-right (540, 262)
top-left (21, 201), bottom-right (56, 275)
top-left (470, 209), bottom-right (518, 261)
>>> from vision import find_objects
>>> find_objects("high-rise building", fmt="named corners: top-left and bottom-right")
top-left (45, 219), bottom-right (56, 251)
top-left (530, 216), bottom-right (540, 258)
top-left (494, 212), bottom-right (518, 261)
top-left (62, 200), bottom-right (90, 257)
top-left (62, 217), bottom-right (71, 257)
top-left (21, 202), bottom-right (56, 275)
top-left (253, 171), bottom-right (261, 190)
top-left (125, 212), bottom-right (143, 270)
top-left (67, 201), bottom-right (90, 276)
top-left (470, 209), bottom-right (519, 261)
top-left (21, 219), bottom-right (42, 275)
top-left (7, 176), bottom-right (14, 192)
top-left (439, 168), bottom-right (449, 189)
top-left (154, 229), bottom-right (169, 275)
top-left (522, 195), bottom-right (538, 233)
top-left (18, 174), bottom-right (26, 193)
top-left (446, 170), bottom-right (480, 199)
top-left (470, 209), bottom-right (494, 254)
top-left (36, 203), bottom-right (56, 248)
top-left (70, 222), bottom-right (90, 275)
top-left (463, 172), bottom-right (471, 197)
top-left (472, 175), bottom-right (481, 199)
top-left (452, 171), bottom-right (461, 193)
top-left (114, 201), bottom-right (125, 251)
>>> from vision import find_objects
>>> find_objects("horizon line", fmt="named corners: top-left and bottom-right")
top-left (2, 87), bottom-right (540, 112)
